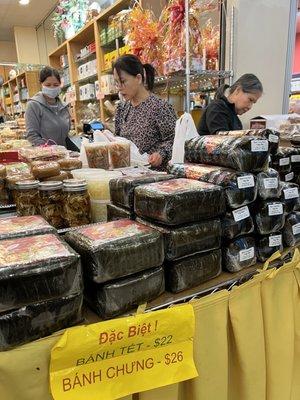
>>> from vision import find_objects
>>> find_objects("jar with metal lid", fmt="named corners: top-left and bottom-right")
top-left (15, 180), bottom-right (39, 216)
top-left (39, 181), bottom-right (65, 229)
top-left (63, 181), bottom-right (91, 227)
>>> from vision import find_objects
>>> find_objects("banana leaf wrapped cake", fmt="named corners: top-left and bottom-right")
top-left (256, 233), bottom-right (283, 262)
top-left (254, 200), bottom-right (285, 235)
top-left (107, 203), bottom-right (134, 222)
top-left (280, 182), bottom-right (300, 213)
top-left (257, 168), bottom-right (281, 200)
top-left (0, 215), bottom-right (56, 240)
top-left (222, 206), bottom-right (254, 240)
top-left (223, 236), bottom-right (257, 272)
top-left (283, 212), bottom-right (300, 247)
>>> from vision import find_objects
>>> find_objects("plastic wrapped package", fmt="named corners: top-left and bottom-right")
top-left (15, 180), bottom-right (39, 216)
top-left (63, 181), bottom-right (91, 227)
top-left (39, 182), bottom-right (65, 229)
top-left (0, 164), bottom-right (6, 178)
top-left (256, 233), bottom-right (283, 262)
top-left (136, 217), bottom-right (221, 260)
top-left (168, 163), bottom-right (257, 209)
top-left (65, 220), bottom-right (164, 283)
top-left (109, 174), bottom-right (174, 210)
top-left (257, 168), bottom-right (281, 200)
top-left (85, 143), bottom-right (109, 169)
top-left (280, 182), bottom-right (300, 213)
top-left (107, 203), bottom-right (134, 222)
top-left (283, 212), bottom-right (300, 247)
top-left (289, 148), bottom-right (300, 173)
top-left (85, 267), bottom-right (164, 319)
top-left (42, 171), bottom-right (69, 182)
top-left (271, 147), bottom-right (291, 173)
top-left (134, 178), bottom-right (226, 225)
top-left (0, 233), bottom-right (82, 312)
top-left (185, 136), bottom-right (270, 172)
top-left (0, 215), bottom-right (55, 240)
top-left (165, 249), bottom-right (222, 293)
top-left (31, 161), bottom-right (60, 179)
top-left (108, 142), bottom-right (131, 169)
top-left (280, 171), bottom-right (294, 183)
top-left (19, 146), bottom-right (68, 162)
top-left (223, 236), bottom-right (257, 272)
top-left (0, 179), bottom-right (9, 205)
top-left (0, 292), bottom-right (82, 351)
top-left (254, 200), bottom-right (285, 234)
top-left (222, 206), bottom-right (254, 240)
top-left (57, 158), bottom-right (82, 171)
top-left (5, 162), bottom-right (30, 178)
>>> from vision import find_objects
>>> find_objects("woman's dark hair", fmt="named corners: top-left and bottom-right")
top-left (215, 73), bottom-right (263, 100)
top-left (113, 54), bottom-right (155, 91)
top-left (39, 66), bottom-right (61, 84)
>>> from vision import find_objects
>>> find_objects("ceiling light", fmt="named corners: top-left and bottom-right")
top-left (19, 0), bottom-right (30, 5)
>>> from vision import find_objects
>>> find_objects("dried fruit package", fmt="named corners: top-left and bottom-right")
top-left (256, 233), bottom-right (283, 262)
top-left (168, 163), bottom-right (257, 209)
top-left (222, 206), bottom-right (254, 240)
top-left (283, 212), bottom-right (300, 247)
top-left (108, 142), bottom-right (131, 169)
top-left (85, 267), bottom-right (164, 319)
top-left (19, 146), bottom-right (68, 162)
top-left (0, 234), bottom-right (81, 312)
top-left (280, 182), bottom-right (300, 213)
top-left (0, 215), bottom-right (55, 240)
top-left (65, 220), bottom-right (164, 283)
top-left (134, 178), bottom-right (226, 225)
top-left (185, 136), bottom-right (270, 172)
top-left (0, 292), bottom-right (82, 350)
top-left (109, 173), bottom-right (173, 210)
top-left (31, 161), bottom-right (60, 179)
top-left (254, 200), bottom-right (285, 235)
top-left (85, 143), bottom-right (109, 169)
top-left (165, 249), bottom-right (222, 293)
top-left (107, 203), bottom-right (134, 222)
top-left (223, 236), bottom-right (257, 272)
top-left (257, 168), bottom-right (281, 200)
top-left (136, 217), bottom-right (221, 260)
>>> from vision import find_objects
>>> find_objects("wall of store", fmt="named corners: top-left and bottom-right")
top-left (14, 26), bottom-right (40, 64)
top-left (36, 25), bottom-right (58, 66)
top-left (0, 41), bottom-right (17, 63)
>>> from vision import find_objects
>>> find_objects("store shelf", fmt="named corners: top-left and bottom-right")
top-left (76, 73), bottom-right (98, 84)
top-left (154, 70), bottom-right (233, 88)
top-left (74, 52), bottom-right (96, 64)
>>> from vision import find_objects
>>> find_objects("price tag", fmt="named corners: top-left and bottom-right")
top-left (269, 234), bottom-right (282, 247)
top-left (232, 206), bottom-right (250, 222)
top-left (285, 172), bottom-right (294, 182)
top-left (239, 247), bottom-right (255, 262)
top-left (279, 157), bottom-right (290, 166)
top-left (268, 203), bottom-right (283, 216)
top-left (50, 305), bottom-right (198, 400)
top-left (237, 175), bottom-right (255, 189)
top-left (251, 140), bottom-right (269, 152)
top-left (268, 134), bottom-right (279, 143)
top-left (291, 155), bottom-right (300, 163)
top-left (283, 187), bottom-right (299, 200)
top-left (263, 177), bottom-right (278, 189)
top-left (292, 223), bottom-right (300, 235)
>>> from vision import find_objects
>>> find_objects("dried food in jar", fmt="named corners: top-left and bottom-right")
top-left (42, 171), bottom-right (69, 182)
top-left (256, 233), bottom-right (283, 262)
top-left (282, 212), bottom-right (300, 247)
top-left (257, 168), bottom-right (281, 200)
top-left (108, 142), bottom-right (131, 169)
top-left (168, 163), bottom-right (257, 209)
top-left (63, 181), bottom-right (91, 227)
top-left (39, 181), bottom-right (65, 229)
top-left (15, 180), bottom-right (39, 216)
top-left (57, 158), bottom-right (82, 171)
top-left (85, 267), bottom-right (164, 319)
top-left (254, 200), bottom-right (285, 235)
top-left (165, 249), bottom-right (222, 293)
top-left (31, 161), bottom-right (60, 179)
top-left (223, 236), bottom-right (257, 272)
top-left (0, 215), bottom-right (55, 240)
top-left (222, 206), bottom-right (254, 240)
top-left (65, 219), bottom-right (164, 283)
top-left (134, 178), bottom-right (226, 225)
top-left (107, 203), bottom-right (134, 221)
top-left (280, 182), bottom-right (300, 213)
top-left (85, 143), bottom-right (109, 169)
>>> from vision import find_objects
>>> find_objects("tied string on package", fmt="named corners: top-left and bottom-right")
top-left (257, 168), bottom-right (281, 200)
top-left (256, 232), bottom-right (283, 262)
top-left (283, 211), bottom-right (300, 247)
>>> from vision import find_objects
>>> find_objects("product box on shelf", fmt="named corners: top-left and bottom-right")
top-left (60, 54), bottom-right (68, 68)
top-left (100, 74), bottom-right (116, 95)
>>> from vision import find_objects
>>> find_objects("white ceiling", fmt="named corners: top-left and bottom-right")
top-left (0, 0), bottom-right (58, 41)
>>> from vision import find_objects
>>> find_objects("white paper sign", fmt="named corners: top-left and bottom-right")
top-left (263, 178), bottom-right (278, 189)
top-left (279, 157), bottom-right (290, 166)
top-left (269, 235), bottom-right (282, 247)
top-left (268, 134), bottom-right (279, 143)
top-left (285, 172), bottom-right (294, 182)
top-left (283, 187), bottom-right (299, 200)
top-left (268, 203), bottom-right (283, 216)
top-left (239, 247), bottom-right (255, 262)
top-left (251, 140), bottom-right (269, 152)
top-left (291, 155), bottom-right (300, 163)
top-left (232, 206), bottom-right (250, 222)
top-left (237, 175), bottom-right (255, 189)
top-left (292, 223), bottom-right (300, 235)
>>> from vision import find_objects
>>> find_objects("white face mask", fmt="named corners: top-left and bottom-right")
top-left (42, 86), bottom-right (61, 98)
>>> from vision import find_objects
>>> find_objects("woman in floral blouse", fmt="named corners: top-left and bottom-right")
top-left (114, 54), bottom-right (177, 169)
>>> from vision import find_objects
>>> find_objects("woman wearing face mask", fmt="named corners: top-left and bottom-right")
top-left (113, 54), bottom-right (177, 169)
top-left (25, 66), bottom-right (70, 146)
top-left (198, 74), bottom-right (263, 135)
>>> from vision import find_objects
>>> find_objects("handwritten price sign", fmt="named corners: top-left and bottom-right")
top-left (50, 304), bottom-right (198, 400)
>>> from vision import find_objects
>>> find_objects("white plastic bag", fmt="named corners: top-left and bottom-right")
top-left (171, 112), bottom-right (199, 164)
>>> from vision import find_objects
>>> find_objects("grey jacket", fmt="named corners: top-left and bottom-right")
top-left (25, 92), bottom-right (70, 146)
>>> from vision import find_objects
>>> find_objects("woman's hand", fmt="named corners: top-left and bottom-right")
top-left (148, 152), bottom-right (163, 167)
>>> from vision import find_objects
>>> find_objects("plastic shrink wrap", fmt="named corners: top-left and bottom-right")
top-left (254, 200), bottom-right (285, 234)
top-left (288, 147), bottom-right (300, 173)
top-left (0, 234), bottom-right (82, 312)
top-left (31, 161), bottom-right (60, 179)
top-left (19, 146), bottom-right (68, 162)
top-left (257, 233), bottom-right (283, 262)
top-left (0, 215), bottom-right (55, 240)
top-left (222, 206), bottom-right (254, 240)
top-left (271, 147), bottom-right (291, 173)
top-left (85, 266), bottom-right (165, 319)
top-left (223, 236), bottom-right (257, 272)
top-left (165, 249), bottom-right (222, 293)
top-left (107, 203), bottom-right (134, 222)
top-left (185, 136), bottom-right (270, 172)
top-left (65, 220), bottom-right (164, 284)
top-left (280, 182), bottom-right (300, 213)
top-left (168, 163), bottom-right (257, 209)
top-left (134, 178), bottom-right (226, 225)
top-left (109, 174), bottom-right (173, 210)
top-left (280, 171), bottom-right (294, 183)
top-left (283, 212), bottom-right (300, 247)
top-left (257, 168), bottom-right (281, 200)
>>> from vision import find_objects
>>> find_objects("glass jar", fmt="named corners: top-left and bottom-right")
top-left (63, 181), bottom-right (91, 227)
top-left (15, 180), bottom-right (39, 216)
top-left (39, 181), bottom-right (65, 229)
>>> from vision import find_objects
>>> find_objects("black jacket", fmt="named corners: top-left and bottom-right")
top-left (198, 95), bottom-right (243, 135)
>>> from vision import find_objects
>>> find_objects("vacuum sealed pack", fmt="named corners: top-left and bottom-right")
top-left (107, 203), bottom-right (134, 222)
top-left (136, 217), bottom-right (221, 260)
top-left (223, 236), bottom-right (257, 272)
top-left (65, 220), bottom-right (164, 283)
top-left (280, 182), bottom-right (300, 213)
top-left (257, 168), bottom-right (281, 200)
top-left (85, 266), bottom-right (164, 319)
top-left (185, 136), bottom-right (270, 172)
top-left (168, 163), bottom-right (257, 209)
top-left (271, 147), bottom-right (291, 173)
top-left (289, 147), bottom-right (300, 173)
top-left (256, 233), bottom-right (283, 262)
top-left (222, 206), bottom-right (254, 240)
top-left (0, 233), bottom-right (81, 312)
top-left (254, 200), bottom-right (285, 235)
top-left (165, 249), bottom-right (222, 293)
top-left (283, 212), bottom-right (300, 247)
top-left (134, 178), bottom-right (226, 225)
top-left (0, 215), bottom-right (56, 240)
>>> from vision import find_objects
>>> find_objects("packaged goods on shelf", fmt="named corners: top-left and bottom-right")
top-left (0, 215), bottom-right (55, 240)
top-left (100, 74), bottom-right (117, 95)
top-left (289, 147), bottom-right (300, 172)
top-left (283, 212), bottom-right (300, 247)
top-left (0, 179), bottom-right (9, 205)
top-left (19, 146), bottom-right (68, 162)
top-left (63, 180), bottom-right (91, 227)
top-left (15, 180), bottom-right (39, 216)
top-left (280, 182), bottom-right (300, 213)
top-left (256, 233), bottom-right (283, 262)
top-left (185, 136), bottom-right (270, 172)
top-left (65, 220), bottom-right (164, 284)
top-left (0, 164), bottom-right (6, 178)
top-left (271, 147), bottom-right (291, 173)
top-left (107, 203), bottom-right (134, 221)
top-left (254, 200), bottom-right (285, 235)
top-left (222, 206), bottom-right (254, 240)
top-left (168, 163), bottom-right (257, 209)
top-left (165, 249), bottom-right (222, 293)
top-left (223, 236), bottom-right (257, 272)
top-left (0, 292), bottom-right (82, 351)
top-left (57, 158), bottom-right (82, 171)
top-left (39, 182), bottom-right (65, 229)
top-left (136, 217), bottom-right (221, 261)
top-left (134, 178), bottom-right (226, 225)
top-left (257, 168), bottom-right (281, 200)
top-left (5, 162), bottom-right (30, 178)
top-left (85, 267), bottom-right (164, 319)
top-left (280, 171), bottom-right (294, 183)
top-left (109, 173), bottom-right (173, 210)
top-left (108, 142), bottom-right (131, 169)
top-left (85, 143), bottom-right (110, 169)
top-left (42, 171), bottom-right (69, 182)
top-left (31, 161), bottom-right (61, 179)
